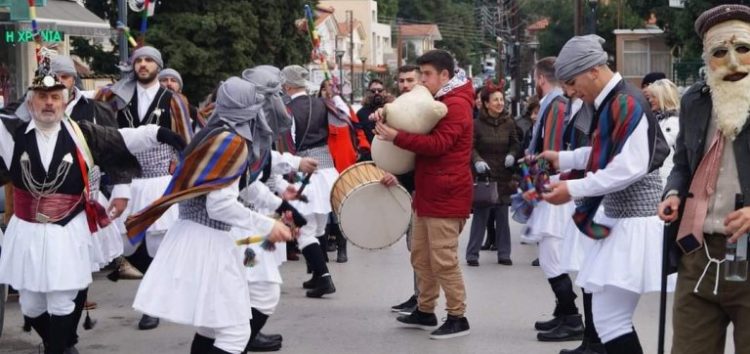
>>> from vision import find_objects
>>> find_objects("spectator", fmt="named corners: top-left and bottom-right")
top-left (356, 79), bottom-right (393, 143)
top-left (644, 78), bottom-right (680, 184)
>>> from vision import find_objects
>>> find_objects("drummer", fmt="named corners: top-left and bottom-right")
top-left (375, 50), bottom-right (474, 339)
top-left (381, 65), bottom-right (421, 316)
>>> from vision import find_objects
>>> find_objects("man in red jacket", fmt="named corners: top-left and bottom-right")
top-left (375, 49), bottom-right (474, 339)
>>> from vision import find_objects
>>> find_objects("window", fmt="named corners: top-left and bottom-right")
top-left (621, 36), bottom-right (671, 81)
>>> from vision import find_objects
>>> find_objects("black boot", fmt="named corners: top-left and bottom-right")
top-left (536, 314), bottom-right (584, 342)
top-left (68, 288), bottom-right (88, 348)
top-left (25, 313), bottom-right (50, 344)
top-left (302, 274), bottom-right (319, 289)
top-left (138, 314), bottom-right (159, 330)
top-left (247, 308), bottom-right (282, 351)
top-left (535, 302), bottom-right (563, 331)
top-left (306, 275), bottom-right (336, 298)
top-left (336, 231), bottom-right (348, 263)
top-left (190, 333), bottom-right (215, 354)
top-left (316, 236), bottom-right (330, 263)
top-left (603, 331), bottom-right (642, 354)
top-left (47, 313), bottom-right (75, 354)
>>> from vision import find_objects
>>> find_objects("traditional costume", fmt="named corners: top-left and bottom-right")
top-left (552, 35), bottom-right (670, 354)
top-left (280, 65), bottom-right (337, 298)
top-left (128, 77), bottom-right (283, 354)
top-left (97, 46), bottom-right (193, 330)
top-left (0, 72), bottom-right (184, 354)
top-left (526, 84), bottom-right (584, 343)
top-left (666, 5), bottom-right (750, 353)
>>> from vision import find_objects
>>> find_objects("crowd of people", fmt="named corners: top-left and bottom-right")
top-left (0, 4), bottom-right (749, 354)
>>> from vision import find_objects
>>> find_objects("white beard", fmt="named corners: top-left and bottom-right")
top-left (706, 69), bottom-right (750, 140)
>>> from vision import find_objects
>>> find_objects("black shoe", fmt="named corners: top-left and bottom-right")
top-left (532, 258), bottom-right (540, 266)
top-left (467, 260), bottom-right (479, 267)
top-left (302, 275), bottom-right (319, 289)
top-left (430, 315), bottom-right (470, 339)
top-left (306, 275), bottom-right (336, 298)
top-left (396, 309), bottom-right (438, 330)
top-left (498, 258), bottom-right (513, 266)
top-left (247, 332), bottom-right (282, 352)
top-left (480, 243), bottom-right (491, 251)
top-left (257, 332), bottom-right (282, 343)
top-left (336, 242), bottom-right (348, 263)
top-left (138, 314), bottom-right (159, 330)
top-left (537, 315), bottom-right (584, 342)
top-left (391, 295), bottom-right (417, 312)
top-left (535, 316), bottom-right (562, 331)
top-left (398, 304), bottom-right (417, 316)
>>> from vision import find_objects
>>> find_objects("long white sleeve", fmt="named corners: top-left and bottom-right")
top-left (271, 150), bottom-right (301, 175)
top-left (111, 184), bottom-right (132, 200)
top-left (559, 147), bottom-right (592, 171)
top-left (118, 125), bottom-right (161, 154)
top-left (0, 120), bottom-right (14, 169)
top-left (239, 180), bottom-right (283, 214)
top-left (567, 117), bottom-right (650, 198)
top-left (206, 179), bottom-right (276, 237)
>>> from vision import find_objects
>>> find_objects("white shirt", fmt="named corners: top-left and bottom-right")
top-left (136, 83), bottom-right (160, 121)
top-left (26, 119), bottom-right (62, 171)
top-left (559, 72), bottom-right (650, 198)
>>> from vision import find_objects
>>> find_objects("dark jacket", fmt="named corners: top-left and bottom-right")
top-left (665, 81), bottom-right (750, 272)
top-left (393, 81), bottom-right (475, 218)
top-left (472, 110), bottom-right (520, 201)
top-left (288, 95), bottom-right (329, 151)
top-left (356, 105), bottom-right (377, 144)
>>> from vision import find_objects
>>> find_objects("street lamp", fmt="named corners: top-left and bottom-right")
top-left (360, 56), bottom-right (367, 101)
top-left (588, 0), bottom-right (599, 35)
top-left (335, 49), bottom-right (346, 95)
top-left (528, 40), bottom-right (540, 96)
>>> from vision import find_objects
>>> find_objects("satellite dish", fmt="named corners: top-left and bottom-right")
top-left (128, 0), bottom-right (146, 12)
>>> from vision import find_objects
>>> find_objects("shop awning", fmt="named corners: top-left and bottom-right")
top-left (20, 0), bottom-right (112, 38)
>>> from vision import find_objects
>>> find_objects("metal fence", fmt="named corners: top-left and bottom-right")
top-left (672, 59), bottom-right (704, 87)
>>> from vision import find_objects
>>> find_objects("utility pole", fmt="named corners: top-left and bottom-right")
top-left (396, 18), bottom-right (403, 69)
top-left (118, 0), bottom-right (128, 64)
top-left (511, 0), bottom-right (522, 117)
top-left (574, 0), bottom-right (584, 36)
top-left (348, 10), bottom-right (354, 104)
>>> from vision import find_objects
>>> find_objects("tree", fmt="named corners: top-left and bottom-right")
top-left (396, 0), bottom-right (481, 67)
top-left (378, 0), bottom-right (399, 19)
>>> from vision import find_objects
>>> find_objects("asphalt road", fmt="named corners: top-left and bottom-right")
top-left (0, 217), bottom-right (736, 354)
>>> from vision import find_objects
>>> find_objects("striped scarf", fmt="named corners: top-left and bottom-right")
top-left (542, 99), bottom-right (568, 152)
top-left (573, 93), bottom-right (643, 239)
top-left (125, 129), bottom-right (248, 243)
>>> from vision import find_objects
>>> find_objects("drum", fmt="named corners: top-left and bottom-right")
top-left (330, 162), bottom-right (412, 250)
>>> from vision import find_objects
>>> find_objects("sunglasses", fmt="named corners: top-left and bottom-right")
top-left (370, 88), bottom-right (384, 94)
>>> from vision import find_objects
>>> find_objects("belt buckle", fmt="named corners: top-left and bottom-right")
top-left (35, 212), bottom-right (50, 223)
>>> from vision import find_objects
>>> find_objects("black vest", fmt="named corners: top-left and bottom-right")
top-left (288, 95), bottom-right (328, 151)
top-left (10, 122), bottom-right (86, 226)
top-left (117, 87), bottom-right (173, 129)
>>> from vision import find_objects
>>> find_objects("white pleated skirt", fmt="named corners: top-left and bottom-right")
top-left (290, 168), bottom-right (338, 215)
top-left (575, 214), bottom-right (670, 294)
top-left (117, 175), bottom-right (177, 257)
top-left (229, 227), bottom-right (283, 284)
top-left (89, 194), bottom-right (124, 271)
top-left (559, 221), bottom-right (596, 274)
top-left (133, 220), bottom-right (251, 328)
top-left (525, 201), bottom-right (575, 242)
top-left (0, 212), bottom-right (92, 292)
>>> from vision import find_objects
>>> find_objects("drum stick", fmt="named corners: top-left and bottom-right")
top-left (296, 172), bottom-right (313, 203)
top-left (236, 235), bottom-right (264, 246)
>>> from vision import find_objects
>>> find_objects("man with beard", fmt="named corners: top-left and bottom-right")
top-left (540, 35), bottom-right (669, 354)
top-left (525, 57), bottom-right (585, 344)
top-left (357, 79), bottom-right (391, 143)
top-left (97, 46), bottom-right (193, 330)
top-left (658, 5), bottom-right (750, 353)
top-left (159, 68), bottom-right (206, 130)
top-left (384, 65), bottom-right (423, 316)
top-left (0, 70), bottom-right (185, 354)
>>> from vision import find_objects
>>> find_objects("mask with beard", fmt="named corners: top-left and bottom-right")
top-left (704, 20), bottom-right (750, 139)
top-left (371, 94), bottom-right (385, 108)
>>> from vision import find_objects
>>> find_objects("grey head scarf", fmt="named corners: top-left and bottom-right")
top-left (209, 76), bottom-right (273, 162)
top-left (554, 35), bottom-right (608, 82)
top-left (108, 46), bottom-right (164, 111)
top-left (242, 65), bottom-right (293, 138)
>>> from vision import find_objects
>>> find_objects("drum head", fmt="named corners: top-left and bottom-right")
top-left (339, 183), bottom-right (412, 250)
